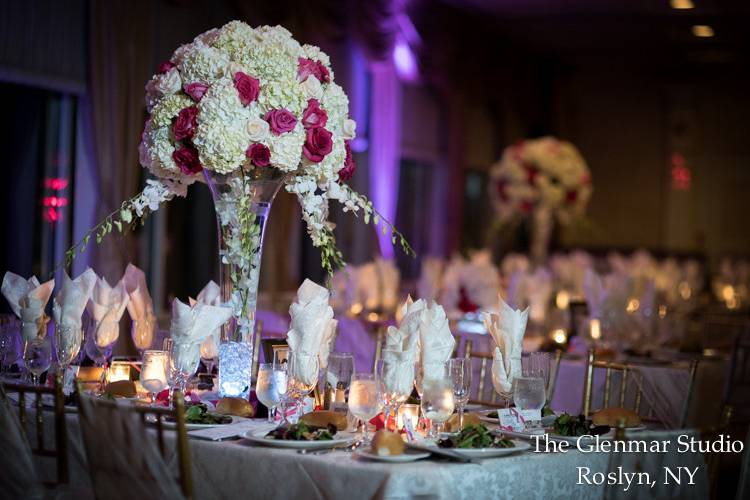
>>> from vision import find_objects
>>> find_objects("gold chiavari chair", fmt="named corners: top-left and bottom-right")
top-left (723, 328), bottom-right (750, 424)
top-left (371, 325), bottom-right (388, 373)
top-left (77, 389), bottom-right (193, 500)
top-left (0, 374), bottom-right (69, 488)
top-left (581, 348), bottom-right (699, 428)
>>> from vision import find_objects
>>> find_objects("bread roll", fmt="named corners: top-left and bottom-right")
top-left (592, 407), bottom-right (641, 427)
top-left (444, 412), bottom-right (481, 432)
top-left (216, 397), bottom-right (255, 418)
top-left (371, 430), bottom-right (405, 456)
top-left (104, 380), bottom-right (137, 398)
top-left (299, 410), bottom-right (348, 431)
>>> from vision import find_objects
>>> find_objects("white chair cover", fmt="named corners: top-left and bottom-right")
top-left (603, 430), bottom-right (708, 500)
top-left (0, 387), bottom-right (45, 499)
top-left (77, 395), bottom-right (185, 500)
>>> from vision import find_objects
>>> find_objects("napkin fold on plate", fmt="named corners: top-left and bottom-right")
top-left (382, 297), bottom-right (423, 395)
top-left (483, 296), bottom-right (528, 398)
top-left (418, 301), bottom-right (455, 380)
top-left (86, 275), bottom-right (130, 348)
top-left (286, 279), bottom-right (335, 385)
top-left (52, 269), bottom-right (97, 331)
top-left (1, 272), bottom-right (55, 342)
top-left (170, 297), bottom-right (233, 375)
top-left (190, 280), bottom-right (222, 360)
top-left (123, 264), bottom-right (156, 350)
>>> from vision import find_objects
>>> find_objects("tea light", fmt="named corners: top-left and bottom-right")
top-left (107, 361), bottom-right (131, 383)
top-left (349, 302), bottom-right (363, 316)
top-left (551, 328), bottom-right (567, 344)
top-left (397, 403), bottom-right (420, 430)
top-left (626, 298), bottom-right (640, 313)
top-left (555, 291), bottom-right (570, 310)
top-left (589, 319), bottom-right (601, 340)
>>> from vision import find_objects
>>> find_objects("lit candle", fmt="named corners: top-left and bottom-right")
top-left (555, 291), bottom-right (570, 310)
top-left (107, 362), bottom-right (131, 383)
top-left (589, 319), bottom-right (601, 340)
top-left (551, 328), bottom-right (568, 344)
top-left (397, 404), bottom-right (419, 431)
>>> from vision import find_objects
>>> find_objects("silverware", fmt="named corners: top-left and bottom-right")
top-left (406, 443), bottom-right (482, 464)
top-left (297, 439), bottom-right (363, 455)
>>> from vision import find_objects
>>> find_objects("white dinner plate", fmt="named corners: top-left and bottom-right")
top-left (242, 429), bottom-right (357, 449)
top-left (544, 430), bottom-right (615, 444)
top-left (146, 414), bottom-right (241, 431)
top-left (353, 448), bottom-right (431, 462)
top-left (477, 409), bottom-right (499, 424)
top-left (448, 439), bottom-right (531, 458)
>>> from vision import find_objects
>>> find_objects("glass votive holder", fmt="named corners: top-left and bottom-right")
top-left (107, 361), bottom-right (132, 383)
top-left (397, 403), bottom-right (420, 431)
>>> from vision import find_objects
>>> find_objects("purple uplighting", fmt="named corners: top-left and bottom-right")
top-left (392, 39), bottom-right (418, 82)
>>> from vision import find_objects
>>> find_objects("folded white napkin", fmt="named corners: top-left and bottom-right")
top-left (526, 268), bottom-right (552, 324)
top-left (583, 268), bottom-right (606, 319)
top-left (123, 264), bottom-right (156, 350)
top-left (170, 297), bottom-right (233, 374)
top-left (483, 297), bottom-right (528, 397)
top-left (318, 319), bottom-right (338, 370)
top-left (418, 301), bottom-right (455, 380)
top-left (375, 257), bottom-right (400, 312)
top-left (190, 281), bottom-right (222, 360)
top-left (52, 269), bottom-right (97, 330)
top-left (382, 297), bottom-right (423, 395)
top-left (2, 272), bottom-right (55, 342)
top-left (286, 279), bottom-right (335, 385)
top-left (86, 276), bottom-right (130, 348)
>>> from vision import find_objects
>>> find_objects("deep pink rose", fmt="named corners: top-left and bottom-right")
top-left (338, 140), bottom-right (356, 180)
top-left (566, 189), bottom-right (579, 204)
top-left (184, 82), bottom-right (209, 102)
top-left (172, 144), bottom-right (202, 175)
top-left (233, 72), bottom-right (260, 106)
top-left (264, 108), bottom-right (297, 136)
top-left (297, 57), bottom-right (330, 83)
top-left (302, 99), bottom-right (328, 129)
top-left (173, 106), bottom-right (199, 141)
top-left (158, 61), bottom-right (175, 74)
top-left (302, 127), bottom-right (333, 163)
top-left (246, 143), bottom-right (271, 168)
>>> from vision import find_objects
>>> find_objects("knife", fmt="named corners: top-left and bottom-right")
top-left (406, 443), bottom-right (482, 464)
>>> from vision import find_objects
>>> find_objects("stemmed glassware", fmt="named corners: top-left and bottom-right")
top-left (348, 373), bottom-right (382, 443)
top-left (522, 351), bottom-right (551, 403)
top-left (24, 336), bottom-right (51, 385)
top-left (271, 351), bottom-right (288, 424)
top-left (513, 376), bottom-right (546, 429)
top-left (0, 317), bottom-right (20, 376)
top-left (170, 342), bottom-right (201, 393)
top-left (278, 351), bottom-right (317, 425)
top-left (255, 362), bottom-right (283, 422)
top-left (131, 314), bottom-right (156, 357)
top-left (325, 352), bottom-right (354, 409)
top-left (448, 358), bottom-right (472, 430)
top-left (55, 323), bottom-right (83, 382)
top-left (140, 350), bottom-right (169, 405)
top-left (376, 358), bottom-right (413, 430)
top-left (420, 376), bottom-right (455, 439)
top-left (200, 337), bottom-right (218, 379)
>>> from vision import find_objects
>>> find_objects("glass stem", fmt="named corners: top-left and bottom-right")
top-left (458, 405), bottom-right (465, 430)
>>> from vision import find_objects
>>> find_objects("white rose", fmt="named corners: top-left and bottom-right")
top-left (300, 75), bottom-right (323, 100)
top-left (246, 116), bottom-right (270, 141)
top-left (154, 68), bottom-right (182, 96)
top-left (342, 118), bottom-right (357, 139)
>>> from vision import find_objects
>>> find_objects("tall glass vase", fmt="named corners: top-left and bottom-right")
top-left (204, 168), bottom-right (286, 397)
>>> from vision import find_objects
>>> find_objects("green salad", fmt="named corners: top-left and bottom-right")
top-left (180, 403), bottom-right (233, 425)
top-left (265, 422), bottom-right (337, 441)
top-left (551, 413), bottom-right (609, 437)
top-left (438, 424), bottom-right (514, 449)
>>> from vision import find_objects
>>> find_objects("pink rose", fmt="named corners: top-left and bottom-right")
top-left (301, 99), bottom-right (327, 129)
top-left (246, 143), bottom-right (271, 168)
top-left (184, 82), bottom-right (209, 102)
top-left (302, 127), bottom-right (333, 162)
top-left (173, 106), bottom-right (199, 141)
top-left (297, 57), bottom-right (330, 83)
top-left (264, 108), bottom-right (297, 136)
top-left (233, 72), bottom-right (260, 106)
top-left (172, 144), bottom-right (202, 175)
top-left (338, 140), bottom-right (356, 180)
top-left (158, 61), bottom-right (175, 74)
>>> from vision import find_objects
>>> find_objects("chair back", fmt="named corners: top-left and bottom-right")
top-left (77, 390), bottom-right (192, 500)
top-left (251, 319), bottom-right (264, 383)
top-left (371, 326), bottom-right (387, 373)
top-left (736, 423), bottom-right (750, 500)
top-left (1, 375), bottom-right (68, 488)
top-left (582, 349), bottom-right (698, 428)
top-left (724, 328), bottom-right (750, 423)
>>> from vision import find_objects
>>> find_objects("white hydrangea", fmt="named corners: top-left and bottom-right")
top-left (179, 44), bottom-right (230, 85)
top-left (268, 123), bottom-right (305, 171)
top-left (320, 82), bottom-right (349, 130)
top-left (153, 67), bottom-right (182, 96)
top-left (150, 93), bottom-right (192, 128)
top-left (243, 34), bottom-right (300, 83)
top-left (257, 77), bottom-right (307, 115)
top-left (301, 44), bottom-right (331, 68)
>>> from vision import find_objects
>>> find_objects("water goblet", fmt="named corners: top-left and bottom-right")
top-left (376, 357), bottom-right (413, 431)
top-left (348, 373), bottom-right (382, 443)
top-left (55, 322), bottom-right (83, 382)
top-left (513, 376), bottom-right (546, 429)
top-left (279, 351), bottom-right (318, 424)
top-left (24, 336), bottom-right (51, 385)
top-left (140, 350), bottom-right (169, 405)
top-left (171, 342), bottom-right (201, 393)
top-left (256, 363), bottom-right (283, 422)
top-left (326, 352), bottom-right (354, 409)
top-left (448, 358), bottom-right (472, 430)
top-left (420, 377), bottom-right (455, 439)
top-left (131, 314), bottom-right (156, 356)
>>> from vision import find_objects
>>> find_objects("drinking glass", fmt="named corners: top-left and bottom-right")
top-left (256, 363), bottom-right (283, 422)
top-left (171, 342), bottom-right (201, 393)
top-left (272, 359), bottom-right (288, 424)
top-left (200, 335), bottom-right (219, 377)
top-left (326, 352), bottom-right (354, 409)
top-left (348, 373), bottom-right (381, 442)
top-left (522, 352), bottom-right (551, 403)
top-left (376, 357), bottom-right (413, 430)
top-left (514, 376), bottom-right (546, 428)
top-left (0, 318), bottom-right (20, 375)
top-left (278, 351), bottom-right (318, 425)
top-left (55, 323), bottom-right (83, 380)
top-left (24, 336), bottom-right (51, 385)
top-left (131, 314), bottom-right (156, 356)
top-left (448, 358), bottom-right (472, 430)
top-left (140, 350), bottom-right (169, 405)
top-left (420, 377), bottom-right (455, 439)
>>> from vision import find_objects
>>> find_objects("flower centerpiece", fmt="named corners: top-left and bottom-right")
top-left (488, 136), bottom-right (592, 261)
top-left (58, 21), bottom-right (413, 396)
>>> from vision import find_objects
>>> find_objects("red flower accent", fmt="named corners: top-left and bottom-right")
top-left (338, 140), bottom-right (356, 180)
top-left (525, 164), bottom-right (539, 185)
top-left (458, 287), bottom-right (479, 313)
top-left (302, 127), bottom-right (333, 162)
top-left (172, 144), bottom-right (202, 175)
top-left (264, 108), bottom-right (298, 136)
top-left (158, 61), bottom-right (175, 74)
top-left (233, 72), bottom-right (260, 106)
top-left (297, 57), bottom-right (330, 83)
top-left (520, 200), bottom-right (534, 214)
top-left (301, 99), bottom-right (328, 129)
top-left (184, 82), bottom-right (209, 102)
top-left (496, 180), bottom-right (508, 202)
top-left (581, 173), bottom-right (592, 185)
top-left (246, 143), bottom-right (271, 168)
top-left (566, 189), bottom-right (579, 204)
top-left (172, 106), bottom-right (199, 141)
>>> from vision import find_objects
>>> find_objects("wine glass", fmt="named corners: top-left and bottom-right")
top-left (256, 363), bottom-right (284, 422)
top-left (24, 336), bottom-right (51, 385)
top-left (513, 376), bottom-right (546, 429)
top-left (348, 373), bottom-right (382, 443)
top-left (131, 314), bottom-right (155, 356)
top-left (271, 357), bottom-right (288, 424)
top-left (55, 323), bottom-right (83, 383)
top-left (420, 377), bottom-right (455, 439)
top-left (376, 357), bottom-right (414, 430)
top-left (326, 352), bottom-right (354, 409)
top-left (171, 341), bottom-right (201, 393)
top-left (448, 358), bottom-right (472, 430)
top-left (276, 351), bottom-right (318, 424)
top-left (200, 334), bottom-right (219, 378)
top-left (140, 350), bottom-right (169, 405)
